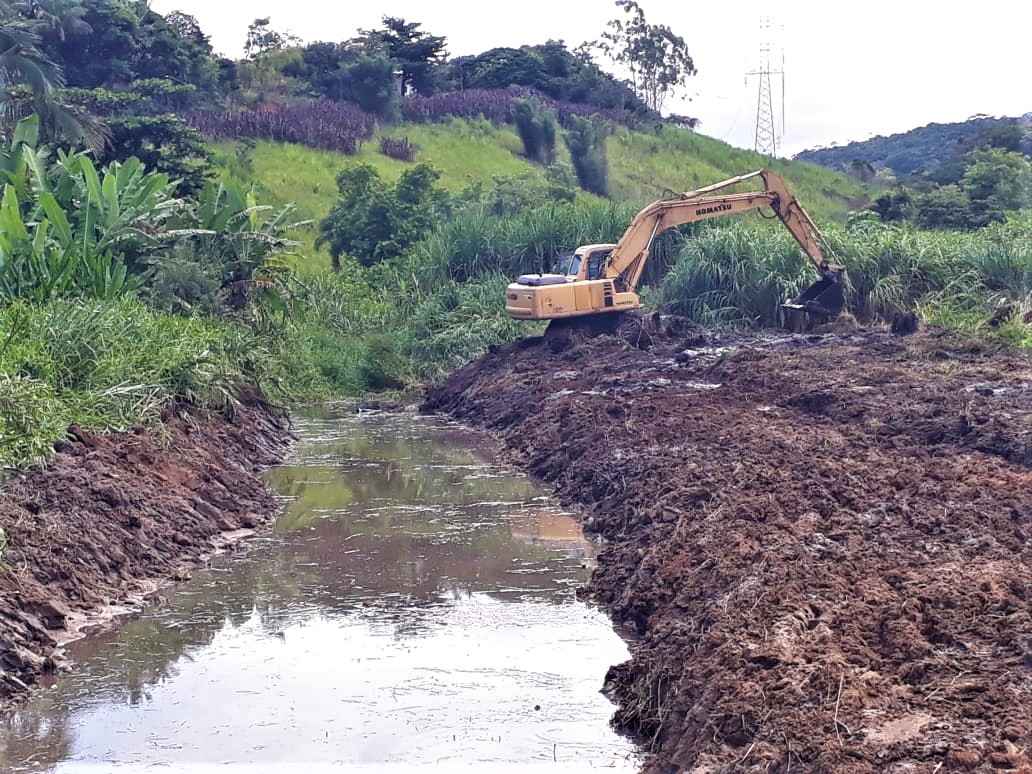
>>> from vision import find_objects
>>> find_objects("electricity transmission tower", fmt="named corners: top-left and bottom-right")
top-left (746, 17), bottom-right (785, 159)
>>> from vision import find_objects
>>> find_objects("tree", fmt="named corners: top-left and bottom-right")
top-left (244, 17), bottom-right (297, 61)
top-left (11, 0), bottom-right (91, 44)
top-left (979, 123), bottom-right (1025, 153)
top-left (871, 189), bottom-right (913, 222)
top-left (913, 186), bottom-right (1003, 231)
top-left (0, 3), bottom-right (100, 147)
top-left (333, 53), bottom-right (398, 118)
top-left (317, 163), bottom-right (449, 268)
top-left (364, 16), bottom-right (446, 96)
top-left (961, 148), bottom-right (1032, 212)
top-left (848, 159), bottom-right (877, 183)
top-left (41, 1), bottom-right (220, 92)
top-left (597, 0), bottom-right (696, 113)
top-left (448, 41), bottom-right (650, 115)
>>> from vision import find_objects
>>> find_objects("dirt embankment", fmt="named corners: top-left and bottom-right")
top-left (0, 402), bottom-right (291, 704)
top-left (425, 323), bottom-right (1032, 773)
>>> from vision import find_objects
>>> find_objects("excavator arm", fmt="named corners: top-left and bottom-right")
top-left (505, 168), bottom-right (845, 328)
top-left (604, 169), bottom-right (843, 294)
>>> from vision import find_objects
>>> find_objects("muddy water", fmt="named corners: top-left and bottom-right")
top-left (0, 409), bottom-right (640, 772)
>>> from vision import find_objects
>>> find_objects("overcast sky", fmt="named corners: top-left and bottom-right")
top-left (151, 0), bottom-right (1032, 156)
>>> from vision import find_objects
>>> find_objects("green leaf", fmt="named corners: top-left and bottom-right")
top-left (39, 193), bottom-right (73, 246)
top-left (12, 116), bottom-right (40, 150)
top-left (0, 186), bottom-right (28, 242)
top-left (80, 156), bottom-right (102, 207)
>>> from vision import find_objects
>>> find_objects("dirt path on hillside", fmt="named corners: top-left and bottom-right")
top-left (0, 403), bottom-right (291, 705)
top-left (425, 323), bottom-right (1032, 773)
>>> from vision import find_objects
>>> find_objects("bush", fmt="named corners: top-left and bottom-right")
top-left (913, 186), bottom-right (1004, 230)
top-left (379, 136), bottom-right (417, 161)
top-left (401, 274), bottom-right (531, 380)
top-left (402, 197), bottom-right (634, 283)
top-left (318, 163), bottom-right (449, 268)
top-left (0, 298), bottom-right (280, 467)
top-left (100, 114), bottom-right (213, 197)
top-left (454, 171), bottom-right (574, 217)
top-left (512, 98), bottom-right (557, 164)
top-left (0, 374), bottom-right (64, 469)
top-left (564, 115), bottom-right (610, 196)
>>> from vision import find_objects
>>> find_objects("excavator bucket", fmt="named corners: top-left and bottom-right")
top-left (782, 273), bottom-right (846, 332)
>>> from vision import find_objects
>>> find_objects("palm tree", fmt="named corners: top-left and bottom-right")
top-left (13, 0), bottom-right (92, 43)
top-left (0, 1), bottom-right (104, 149)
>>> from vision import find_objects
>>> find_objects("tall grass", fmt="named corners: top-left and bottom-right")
top-left (656, 213), bottom-right (1032, 326)
top-left (403, 198), bottom-right (636, 283)
top-left (0, 299), bottom-right (275, 467)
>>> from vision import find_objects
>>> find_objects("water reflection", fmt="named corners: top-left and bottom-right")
top-left (0, 409), bottom-right (638, 772)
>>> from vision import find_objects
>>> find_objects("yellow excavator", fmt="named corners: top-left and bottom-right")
top-left (505, 169), bottom-right (845, 331)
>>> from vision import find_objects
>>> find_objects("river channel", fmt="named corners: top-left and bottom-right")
top-left (0, 408), bottom-right (640, 772)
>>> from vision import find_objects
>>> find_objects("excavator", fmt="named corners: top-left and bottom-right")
top-left (504, 169), bottom-right (845, 331)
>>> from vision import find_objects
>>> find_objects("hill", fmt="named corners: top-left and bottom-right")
top-left (211, 119), bottom-right (870, 270)
top-left (796, 113), bottom-right (1032, 177)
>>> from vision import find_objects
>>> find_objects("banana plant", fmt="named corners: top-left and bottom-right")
top-left (0, 115), bottom-right (180, 302)
top-left (190, 179), bottom-right (309, 317)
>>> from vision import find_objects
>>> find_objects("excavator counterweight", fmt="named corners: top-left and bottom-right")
top-left (504, 169), bottom-right (845, 330)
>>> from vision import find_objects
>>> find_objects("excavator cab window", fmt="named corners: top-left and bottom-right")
top-left (587, 250), bottom-right (612, 280)
top-left (554, 252), bottom-right (579, 277)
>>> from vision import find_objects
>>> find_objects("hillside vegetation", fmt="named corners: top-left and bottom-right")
top-left (2, 0), bottom-right (1031, 475)
top-left (212, 119), bottom-right (869, 270)
top-left (797, 113), bottom-right (1032, 177)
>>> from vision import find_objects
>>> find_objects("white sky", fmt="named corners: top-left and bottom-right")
top-left (151, 0), bottom-right (1032, 156)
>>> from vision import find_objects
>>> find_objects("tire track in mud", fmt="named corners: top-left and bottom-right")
top-left (425, 326), bottom-right (1032, 773)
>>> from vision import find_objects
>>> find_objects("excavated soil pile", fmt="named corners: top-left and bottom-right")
top-left (0, 403), bottom-right (290, 703)
top-left (425, 325), bottom-right (1032, 773)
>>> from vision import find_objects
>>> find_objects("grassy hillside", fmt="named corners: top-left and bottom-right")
top-left (211, 118), bottom-right (870, 271)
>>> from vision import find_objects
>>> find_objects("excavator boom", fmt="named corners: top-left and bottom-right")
top-left (504, 169), bottom-right (845, 328)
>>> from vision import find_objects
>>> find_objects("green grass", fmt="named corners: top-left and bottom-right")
top-left (0, 299), bottom-right (271, 467)
top-left (608, 125), bottom-right (869, 223)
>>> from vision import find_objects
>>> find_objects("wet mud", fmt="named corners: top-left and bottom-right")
top-left (0, 403), bottom-right (291, 705)
top-left (425, 324), bottom-right (1032, 773)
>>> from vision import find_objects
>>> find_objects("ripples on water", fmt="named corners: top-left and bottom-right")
top-left (0, 408), bottom-right (640, 772)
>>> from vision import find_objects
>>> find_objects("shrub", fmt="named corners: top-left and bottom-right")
top-left (401, 86), bottom-right (642, 127)
top-left (379, 136), bottom-right (417, 162)
top-left (512, 98), bottom-right (557, 164)
top-left (318, 163), bottom-right (450, 268)
top-left (0, 374), bottom-right (65, 469)
top-left (401, 274), bottom-right (531, 380)
top-left (564, 115), bottom-right (610, 196)
top-left (913, 186), bottom-right (1003, 230)
top-left (0, 298), bottom-right (286, 468)
top-left (99, 114), bottom-right (213, 197)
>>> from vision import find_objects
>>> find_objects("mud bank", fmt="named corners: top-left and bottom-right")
top-left (425, 325), bottom-right (1032, 773)
top-left (0, 402), bottom-right (291, 705)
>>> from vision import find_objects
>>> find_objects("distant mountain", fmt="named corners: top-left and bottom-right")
top-left (795, 114), bottom-right (1032, 177)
